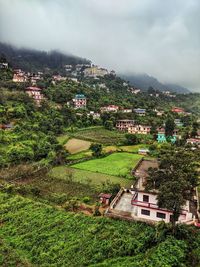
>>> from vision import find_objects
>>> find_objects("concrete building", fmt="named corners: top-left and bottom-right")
top-left (116, 120), bottom-right (135, 131)
top-left (100, 105), bottom-right (119, 113)
top-left (26, 87), bottom-right (44, 105)
top-left (128, 125), bottom-right (151, 135)
top-left (107, 159), bottom-right (197, 225)
top-left (84, 66), bottom-right (108, 77)
top-left (134, 108), bottom-right (146, 116)
top-left (73, 94), bottom-right (87, 109)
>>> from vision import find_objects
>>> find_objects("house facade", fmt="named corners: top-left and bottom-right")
top-left (134, 108), bottom-right (146, 116)
top-left (131, 190), bottom-right (192, 223)
top-left (128, 125), bottom-right (151, 135)
top-left (26, 87), bottom-right (44, 105)
top-left (73, 94), bottom-right (87, 109)
top-left (116, 120), bottom-right (135, 131)
top-left (100, 105), bottom-right (119, 113)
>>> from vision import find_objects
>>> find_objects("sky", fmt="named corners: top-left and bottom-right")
top-left (0, 0), bottom-right (200, 91)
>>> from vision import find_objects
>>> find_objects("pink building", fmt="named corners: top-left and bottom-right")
top-left (26, 87), bottom-right (44, 105)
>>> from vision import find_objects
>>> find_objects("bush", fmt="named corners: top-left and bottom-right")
top-left (82, 196), bottom-right (91, 204)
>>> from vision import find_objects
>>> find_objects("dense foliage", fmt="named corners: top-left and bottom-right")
top-left (1, 192), bottom-right (200, 267)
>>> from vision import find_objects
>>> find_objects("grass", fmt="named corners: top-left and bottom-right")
top-left (72, 152), bottom-right (142, 177)
top-left (64, 138), bottom-right (91, 154)
top-left (51, 166), bottom-right (131, 187)
top-left (103, 144), bottom-right (149, 153)
top-left (57, 134), bottom-right (69, 145)
top-left (70, 127), bottom-right (126, 145)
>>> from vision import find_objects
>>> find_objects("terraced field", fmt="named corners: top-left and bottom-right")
top-left (65, 138), bottom-right (91, 154)
top-left (72, 152), bottom-right (142, 177)
top-left (51, 166), bottom-right (131, 187)
top-left (70, 127), bottom-right (126, 145)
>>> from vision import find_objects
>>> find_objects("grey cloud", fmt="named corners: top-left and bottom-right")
top-left (0, 0), bottom-right (199, 91)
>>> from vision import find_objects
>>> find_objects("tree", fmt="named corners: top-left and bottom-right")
top-left (124, 133), bottom-right (138, 145)
top-left (90, 143), bottom-right (102, 157)
top-left (191, 121), bottom-right (199, 138)
top-left (165, 118), bottom-right (175, 137)
top-left (104, 120), bottom-right (114, 130)
top-left (146, 147), bottom-right (199, 232)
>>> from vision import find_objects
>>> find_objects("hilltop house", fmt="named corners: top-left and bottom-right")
top-left (107, 159), bottom-right (196, 224)
top-left (84, 66), bottom-right (108, 77)
top-left (134, 108), bottom-right (146, 116)
top-left (116, 120), bottom-right (135, 131)
top-left (26, 87), bottom-right (44, 105)
top-left (73, 94), bottom-right (87, 109)
top-left (128, 125), bottom-right (151, 135)
top-left (13, 69), bottom-right (27, 83)
top-left (100, 105), bottom-right (119, 113)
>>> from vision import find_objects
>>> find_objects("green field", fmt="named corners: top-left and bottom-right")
top-left (0, 192), bottom-right (196, 267)
top-left (51, 166), bottom-right (131, 187)
top-left (64, 138), bottom-right (91, 154)
top-left (70, 127), bottom-right (126, 145)
top-left (72, 153), bottom-right (142, 177)
top-left (57, 134), bottom-right (69, 144)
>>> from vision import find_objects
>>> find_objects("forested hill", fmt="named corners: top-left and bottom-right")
top-left (0, 42), bottom-right (90, 72)
top-left (120, 73), bottom-right (190, 94)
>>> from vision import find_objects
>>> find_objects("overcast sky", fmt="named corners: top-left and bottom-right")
top-left (0, 0), bottom-right (200, 91)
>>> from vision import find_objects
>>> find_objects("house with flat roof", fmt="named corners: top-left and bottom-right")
top-left (73, 94), bottom-right (87, 109)
top-left (106, 159), bottom-right (197, 224)
top-left (116, 120), bottom-right (134, 131)
top-left (133, 108), bottom-right (146, 116)
top-left (26, 87), bottom-right (44, 105)
top-left (128, 125), bottom-right (151, 135)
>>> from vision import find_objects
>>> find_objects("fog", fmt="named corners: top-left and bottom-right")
top-left (0, 0), bottom-right (200, 91)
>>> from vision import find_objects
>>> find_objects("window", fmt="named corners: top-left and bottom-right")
top-left (157, 212), bottom-right (166, 219)
top-left (141, 209), bottom-right (150, 216)
top-left (143, 195), bottom-right (149, 202)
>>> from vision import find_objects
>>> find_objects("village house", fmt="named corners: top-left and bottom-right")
top-left (157, 128), bottom-right (179, 143)
top-left (106, 159), bottom-right (196, 224)
top-left (100, 105), bottom-right (119, 113)
top-left (121, 108), bottom-right (132, 113)
top-left (128, 125), bottom-right (151, 135)
top-left (0, 62), bottom-right (8, 69)
top-left (99, 193), bottom-right (112, 206)
top-left (154, 109), bottom-right (164, 116)
top-left (174, 119), bottom-right (183, 127)
top-left (52, 75), bottom-right (66, 82)
top-left (26, 86), bottom-right (44, 105)
top-left (73, 94), bottom-right (87, 109)
top-left (186, 138), bottom-right (200, 146)
top-left (84, 66), bottom-right (108, 77)
top-left (134, 108), bottom-right (146, 116)
top-left (116, 120), bottom-right (135, 131)
top-left (13, 69), bottom-right (27, 83)
top-left (171, 107), bottom-right (185, 114)
top-left (87, 111), bottom-right (101, 119)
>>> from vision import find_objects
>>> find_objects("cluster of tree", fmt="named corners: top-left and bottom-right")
top-left (146, 147), bottom-right (199, 232)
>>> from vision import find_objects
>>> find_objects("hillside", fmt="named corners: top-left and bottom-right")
top-left (0, 42), bottom-right (90, 72)
top-left (120, 73), bottom-right (190, 94)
